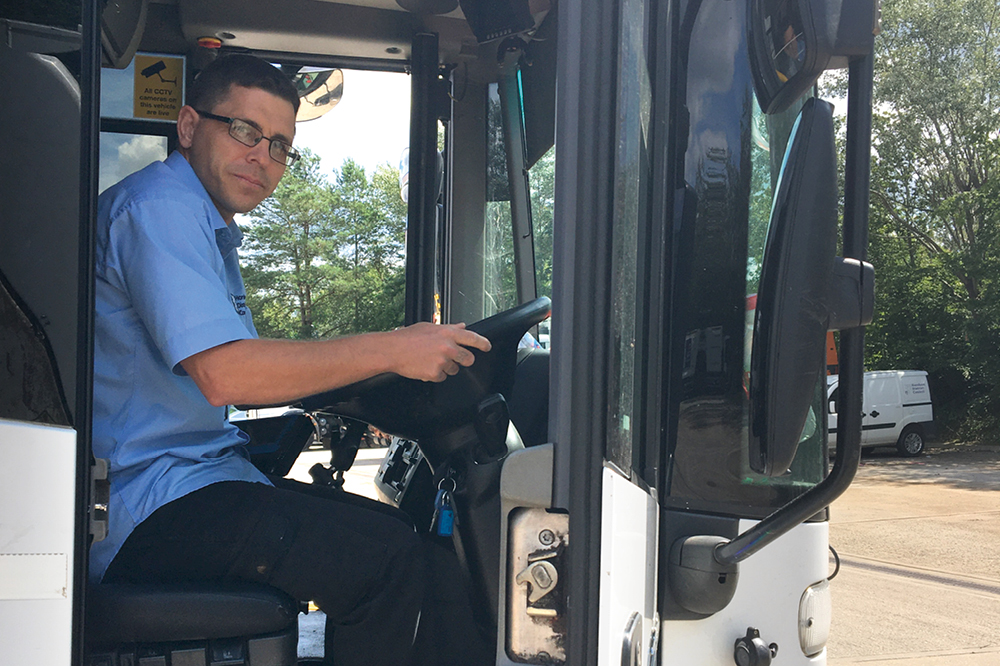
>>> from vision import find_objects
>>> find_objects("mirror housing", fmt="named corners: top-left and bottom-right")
top-left (749, 98), bottom-right (838, 476)
top-left (748, 0), bottom-right (879, 113)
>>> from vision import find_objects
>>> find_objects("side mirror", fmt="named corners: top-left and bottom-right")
top-left (749, 97), bottom-right (838, 476)
top-left (748, 0), bottom-right (879, 113)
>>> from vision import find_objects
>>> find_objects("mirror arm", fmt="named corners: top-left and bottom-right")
top-left (714, 375), bottom-right (862, 566)
top-left (716, 54), bottom-right (875, 567)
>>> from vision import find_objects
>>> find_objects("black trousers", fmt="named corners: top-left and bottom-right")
top-left (103, 478), bottom-right (493, 666)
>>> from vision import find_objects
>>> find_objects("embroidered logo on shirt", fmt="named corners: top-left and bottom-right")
top-left (231, 293), bottom-right (247, 316)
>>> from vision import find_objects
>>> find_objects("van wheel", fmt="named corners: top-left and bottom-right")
top-left (896, 426), bottom-right (925, 457)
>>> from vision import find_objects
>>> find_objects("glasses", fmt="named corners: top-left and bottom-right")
top-left (194, 109), bottom-right (300, 167)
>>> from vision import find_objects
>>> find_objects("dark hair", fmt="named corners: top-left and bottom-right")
top-left (188, 54), bottom-right (300, 115)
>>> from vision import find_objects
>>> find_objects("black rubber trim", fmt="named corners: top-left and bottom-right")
top-left (862, 423), bottom-right (896, 431)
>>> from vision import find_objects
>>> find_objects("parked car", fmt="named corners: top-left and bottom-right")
top-left (827, 370), bottom-right (936, 456)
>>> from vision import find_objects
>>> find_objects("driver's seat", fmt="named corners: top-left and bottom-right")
top-left (0, 24), bottom-right (301, 666)
top-left (84, 583), bottom-right (299, 666)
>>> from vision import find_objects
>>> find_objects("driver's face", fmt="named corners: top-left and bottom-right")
top-left (178, 85), bottom-right (296, 223)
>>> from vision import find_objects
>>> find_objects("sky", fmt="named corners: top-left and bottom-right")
top-left (98, 67), bottom-right (412, 193)
top-left (293, 69), bottom-right (412, 179)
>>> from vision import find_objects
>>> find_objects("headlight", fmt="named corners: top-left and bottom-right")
top-left (799, 579), bottom-right (832, 657)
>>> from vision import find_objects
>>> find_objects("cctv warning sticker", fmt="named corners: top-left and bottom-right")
top-left (133, 54), bottom-right (184, 120)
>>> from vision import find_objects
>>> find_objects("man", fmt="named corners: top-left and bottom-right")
top-left (92, 54), bottom-right (492, 666)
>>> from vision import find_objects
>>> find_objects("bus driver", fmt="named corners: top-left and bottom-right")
top-left (91, 54), bottom-right (493, 666)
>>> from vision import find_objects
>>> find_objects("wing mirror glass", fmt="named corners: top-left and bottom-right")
top-left (749, 98), bottom-right (838, 476)
top-left (748, 0), bottom-right (879, 113)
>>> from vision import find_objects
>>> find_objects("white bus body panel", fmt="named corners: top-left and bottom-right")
top-left (660, 520), bottom-right (829, 665)
top-left (0, 419), bottom-right (77, 666)
top-left (598, 467), bottom-right (659, 666)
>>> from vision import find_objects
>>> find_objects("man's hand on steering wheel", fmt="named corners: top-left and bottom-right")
top-left (386, 322), bottom-right (492, 383)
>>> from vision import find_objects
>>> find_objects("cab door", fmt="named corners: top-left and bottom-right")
top-left (551, 0), bottom-right (662, 664)
top-left (0, 18), bottom-right (89, 666)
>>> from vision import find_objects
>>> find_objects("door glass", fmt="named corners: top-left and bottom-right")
top-left (528, 145), bottom-right (554, 348)
top-left (605, 0), bottom-right (652, 476)
top-left (666, 0), bottom-right (824, 514)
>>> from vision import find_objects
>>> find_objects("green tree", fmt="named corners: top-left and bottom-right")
top-left (243, 149), bottom-right (339, 339)
top-left (529, 147), bottom-right (555, 300)
top-left (833, 0), bottom-right (1000, 438)
top-left (328, 159), bottom-right (407, 334)
top-left (242, 152), bottom-right (407, 340)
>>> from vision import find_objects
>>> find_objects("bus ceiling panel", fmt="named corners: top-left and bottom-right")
top-left (177, 0), bottom-right (477, 63)
top-left (136, 3), bottom-right (189, 57)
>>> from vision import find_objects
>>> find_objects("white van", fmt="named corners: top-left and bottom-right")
top-left (827, 370), bottom-right (936, 456)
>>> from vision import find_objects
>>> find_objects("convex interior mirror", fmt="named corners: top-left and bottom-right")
top-left (293, 68), bottom-right (343, 122)
top-left (748, 0), bottom-right (879, 113)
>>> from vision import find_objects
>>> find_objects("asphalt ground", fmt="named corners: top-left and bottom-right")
top-left (826, 443), bottom-right (1000, 665)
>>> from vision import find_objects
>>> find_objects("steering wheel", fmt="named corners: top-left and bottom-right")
top-left (295, 297), bottom-right (551, 444)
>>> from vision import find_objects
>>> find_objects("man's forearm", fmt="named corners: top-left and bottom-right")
top-left (181, 334), bottom-right (396, 407)
top-left (179, 323), bottom-right (491, 407)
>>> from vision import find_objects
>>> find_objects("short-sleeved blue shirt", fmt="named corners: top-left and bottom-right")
top-left (90, 151), bottom-right (271, 582)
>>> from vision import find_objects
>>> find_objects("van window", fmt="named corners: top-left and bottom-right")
top-left (866, 375), bottom-right (901, 405)
top-left (828, 387), bottom-right (838, 414)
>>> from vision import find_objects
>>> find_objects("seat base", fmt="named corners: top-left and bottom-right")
top-left (85, 624), bottom-right (297, 666)
top-left (85, 582), bottom-right (300, 666)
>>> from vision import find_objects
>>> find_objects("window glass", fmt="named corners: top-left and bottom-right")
top-left (666, 0), bottom-right (824, 514)
top-left (99, 132), bottom-right (168, 194)
top-left (605, 0), bottom-right (652, 476)
top-left (528, 145), bottom-right (554, 349)
top-left (484, 83), bottom-right (517, 316)
top-left (528, 145), bottom-right (554, 303)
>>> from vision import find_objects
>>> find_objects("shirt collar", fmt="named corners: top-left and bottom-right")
top-left (164, 151), bottom-right (244, 257)
top-left (215, 222), bottom-right (244, 258)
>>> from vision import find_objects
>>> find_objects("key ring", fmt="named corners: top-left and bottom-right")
top-left (437, 476), bottom-right (457, 494)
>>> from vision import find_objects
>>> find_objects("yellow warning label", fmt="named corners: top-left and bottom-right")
top-left (133, 54), bottom-right (184, 120)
